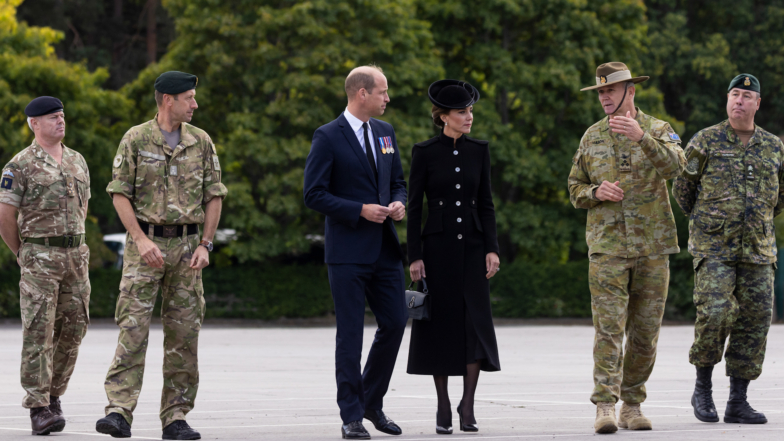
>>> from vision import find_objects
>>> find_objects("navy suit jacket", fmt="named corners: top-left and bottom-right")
top-left (304, 113), bottom-right (407, 264)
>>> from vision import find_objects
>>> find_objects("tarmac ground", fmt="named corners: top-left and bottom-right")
top-left (0, 321), bottom-right (782, 440)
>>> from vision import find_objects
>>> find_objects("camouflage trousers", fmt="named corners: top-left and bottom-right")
top-left (104, 232), bottom-right (205, 428)
top-left (689, 258), bottom-right (773, 380)
top-left (18, 242), bottom-right (90, 409)
top-left (588, 253), bottom-right (668, 404)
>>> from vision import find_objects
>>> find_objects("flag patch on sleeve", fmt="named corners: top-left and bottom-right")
top-left (669, 133), bottom-right (681, 141)
top-left (1, 177), bottom-right (12, 189)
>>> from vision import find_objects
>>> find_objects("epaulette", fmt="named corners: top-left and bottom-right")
top-left (413, 137), bottom-right (439, 148)
top-left (465, 136), bottom-right (489, 145)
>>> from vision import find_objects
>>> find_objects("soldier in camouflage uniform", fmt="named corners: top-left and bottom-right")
top-left (569, 63), bottom-right (686, 434)
top-left (673, 74), bottom-right (778, 425)
top-left (95, 71), bottom-right (227, 441)
top-left (0, 96), bottom-right (90, 435)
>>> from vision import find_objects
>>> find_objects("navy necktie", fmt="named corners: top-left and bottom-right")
top-left (363, 122), bottom-right (378, 182)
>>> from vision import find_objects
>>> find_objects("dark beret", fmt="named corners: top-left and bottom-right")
top-left (24, 96), bottom-right (63, 117)
top-left (154, 71), bottom-right (198, 95)
top-left (428, 79), bottom-right (480, 109)
top-left (728, 74), bottom-right (760, 93)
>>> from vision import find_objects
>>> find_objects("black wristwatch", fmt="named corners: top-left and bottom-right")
top-left (199, 240), bottom-right (213, 252)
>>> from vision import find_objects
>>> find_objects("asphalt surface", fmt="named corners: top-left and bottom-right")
top-left (0, 321), bottom-right (782, 440)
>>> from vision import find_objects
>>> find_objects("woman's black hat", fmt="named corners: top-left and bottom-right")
top-left (428, 79), bottom-right (480, 109)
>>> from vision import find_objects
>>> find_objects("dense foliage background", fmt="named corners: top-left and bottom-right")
top-left (2, 0), bottom-right (784, 320)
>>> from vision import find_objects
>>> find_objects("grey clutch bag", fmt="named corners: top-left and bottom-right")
top-left (405, 278), bottom-right (430, 321)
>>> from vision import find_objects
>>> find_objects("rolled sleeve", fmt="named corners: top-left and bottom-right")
top-left (203, 138), bottom-right (227, 203)
top-left (106, 136), bottom-right (136, 199)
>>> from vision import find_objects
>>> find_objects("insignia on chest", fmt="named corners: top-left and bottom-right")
top-left (591, 139), bottom-right (606, 145)
top-left (717, 151), bottom-right (736, 157)
top-left (619, 154), bottom-right (631, 172)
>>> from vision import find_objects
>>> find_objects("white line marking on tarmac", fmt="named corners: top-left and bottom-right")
top-left (0, 426), bottom-right (160, 439)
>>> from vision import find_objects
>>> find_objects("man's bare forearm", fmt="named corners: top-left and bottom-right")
top-left (112, 194), bottom-right (146, 241)
top-left (0, 203), bottom-right (20, 254)
top-left (202, 197), bottom-right (222, 242)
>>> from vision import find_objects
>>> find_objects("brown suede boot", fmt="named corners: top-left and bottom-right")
top-left (594, 402), bottom-right (618, 434)
top-left (618, 402), bottom-right (652, 430)
top-left (30, 406), bottom-right (65, 435)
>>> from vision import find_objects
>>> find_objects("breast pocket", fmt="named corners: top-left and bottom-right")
top-left (74, 173), bottom-right (89, 208)
top-left (27, 174), bottom-right (62, 210)
top-left (754, 160), bottom-right (779, 207)
top-left (135, 152), bottom-right (166, 208)
top-left (701, 156), bottom-right (737, 201)
top-left (177, 159), bottom-right (204, 207)
top-left (586, 144), bottom-right (616, 184)
top-left (422, 197), bottom-right (445, 237)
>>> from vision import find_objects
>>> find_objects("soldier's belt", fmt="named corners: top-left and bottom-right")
top-left (138, 221), bottom-right (199, 238)
top-left (23, 234), bottom-right (85, 248)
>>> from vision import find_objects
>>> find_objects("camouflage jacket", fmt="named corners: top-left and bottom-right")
top-left (0, 141), bottom-right (90, 237)
top-left (672, 120), bottom-right (784, 264)
top-left (106, 117), bottom-right (228, 225)
top-left (569, 108), bottom-right (686, 257)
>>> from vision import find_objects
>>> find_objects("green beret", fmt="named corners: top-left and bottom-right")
top-left (728, 74), bottom-right (760, 93)
top-left (154, 71), bottom-right (198, 95)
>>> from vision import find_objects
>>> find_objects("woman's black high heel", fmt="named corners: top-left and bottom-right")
top-left (457, 401), bottom-right (478, 432)
top-left (436, 411), bottom-right (453, 434)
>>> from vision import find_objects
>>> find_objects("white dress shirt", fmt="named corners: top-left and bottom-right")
top-left (343, 108), bottom-right (378, 169)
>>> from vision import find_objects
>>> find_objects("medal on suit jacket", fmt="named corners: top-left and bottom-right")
top-left (378, 136), bottom-right (393, 154)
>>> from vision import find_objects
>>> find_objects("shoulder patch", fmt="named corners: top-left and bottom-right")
top-left (414, 137), bottom-right (439, 148)
top-left (669, 133), bottom-right (681, 141)
top-left (113, 154), bottom-right (123, 168)
top-left (684, 148), bottom-right (707, 181)
top-left (465, 136), bottom-right (489, 145)
top-left (1, 177), bottom-right (12, 189)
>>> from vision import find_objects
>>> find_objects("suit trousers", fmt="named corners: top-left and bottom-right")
top-left (588, 253), bottom-right (669, 404)
top-left (327, 230), bottom-right (407, 423)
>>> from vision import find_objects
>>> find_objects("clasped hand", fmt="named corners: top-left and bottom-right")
top-left (361, 201), bottom-right (405, 223)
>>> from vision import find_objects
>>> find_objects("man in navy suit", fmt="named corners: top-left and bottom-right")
top-left (304, 65), bottom-right (408, 439)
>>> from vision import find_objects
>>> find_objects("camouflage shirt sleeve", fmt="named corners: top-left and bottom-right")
top-left (568, 135), bottom-right (600, 210)
top-left (639, 122), bottom-right (686, 180)
top-left (0, 161), bottom-right (26, 208)
top-left (81, 155), bottom-right (91, 201)
top-left (672, 133), bottom-right (707, 216)
top-left (774, 138), bottom-right (784, 218)
top-left (202, 136), bottom-right (228, 203)
top-left (106, 134), bottom-right (136, 200)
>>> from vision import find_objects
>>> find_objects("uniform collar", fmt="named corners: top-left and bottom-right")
top-left (343, 108), bottom-right (370, 133)
top-left (439, 130), bottom-right (466, 147)
top-left (724, 120), bottom-right (759, 146)
top-left (151, 114), bottom-right (199, 150)
top-left (31, 139), bottom-right (69, 168)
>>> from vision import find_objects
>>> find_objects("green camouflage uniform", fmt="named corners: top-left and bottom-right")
top-left (0, 141), bottom-right (91, 409)
top-left (569, 108), bottom-right (686, 404)
top-left (673, 120), bottom-right (783, 380)
top-left (103, 117), bottom-right (227, 428)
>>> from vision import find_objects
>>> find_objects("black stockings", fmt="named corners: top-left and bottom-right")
top-left (460, 362), bottom-right (481, 424)
top-left (434, 375), bottom-right (451, 427)
top-left (433, 362), bottom-right (481, 427)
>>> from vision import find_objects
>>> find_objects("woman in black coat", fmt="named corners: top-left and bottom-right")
top-left (407, 79), bottom-right (501, 434)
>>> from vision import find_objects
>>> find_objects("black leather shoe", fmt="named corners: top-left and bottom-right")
top-left (341, 421), bottom-right (371, 439)
top-left (95, 412), bottom-right (132, 438)
top-left (692, 366), bottom-right (719, 422)
top-left (436, 411), bottom-right (453, 435)
top-left (364, 409), bottom-right (402, 435)
top-left (724, 377), bottom-right (767, 424)
top-left (30, 406), bottom-right (65, 436)
top-left (457, 401), bottom-right (478, 432)
top-left (162, 420), bottom-right (201, 440)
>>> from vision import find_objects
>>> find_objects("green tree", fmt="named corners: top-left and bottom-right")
top-left (417, 0), bottom-right (678, 263)
top-left (0, 0), bottom-right (131, 266)
top-left (123, 0), bottom-right (443, 263)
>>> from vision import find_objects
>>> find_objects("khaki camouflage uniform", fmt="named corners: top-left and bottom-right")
top-left (0, 141), bottom-right (91, 409)
top-left (569, 108), bottom-right (686, 404)
top-left (103, 117), bottom-right (227, 428)
top-left (673, 120), bottom-right (783, 380)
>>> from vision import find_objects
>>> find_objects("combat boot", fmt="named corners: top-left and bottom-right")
top-left (594, 402), bottom-right (617, 434)
top-left (724, 377), bottom-right (767, 424)
top-left (618, 402), bottom-right (652, 430)
top-left (691, 366), bottom-right (719, 422)
top-left (30, 406), bottom-right (65, 436)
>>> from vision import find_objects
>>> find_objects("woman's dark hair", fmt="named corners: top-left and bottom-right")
top-left (431, 105), bottom-right (450, 128)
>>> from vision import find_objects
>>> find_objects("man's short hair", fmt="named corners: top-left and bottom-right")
top-left (27, 117), bottom-right (33, 131)
top-left (345, 65), bottom-right (384, 99)
top-left (626, 81), bottom-right (635, 90)
top-left (154, 90), bottom-right (179, 107)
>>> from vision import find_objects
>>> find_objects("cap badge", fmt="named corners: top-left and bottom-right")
top-left (744, 77), bottom-right (751, 86)
top-left (600, 76), bottom-right (607, 84)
